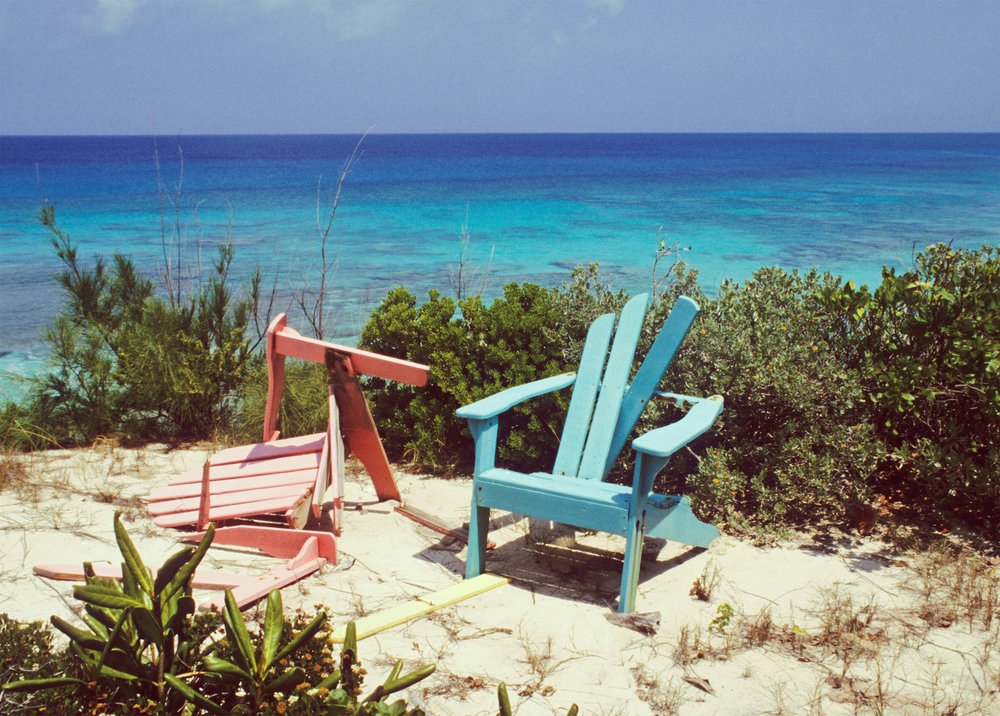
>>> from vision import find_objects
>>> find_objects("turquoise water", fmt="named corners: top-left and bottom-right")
top-left (2, 133), bottom-right (999, 400)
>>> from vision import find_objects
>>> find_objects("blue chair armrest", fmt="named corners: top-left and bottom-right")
top-left (631, 395), bottom-right (724, 459)
top-left (456, 373), bottom-right (577, 421)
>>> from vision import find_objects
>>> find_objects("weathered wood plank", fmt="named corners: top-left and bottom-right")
top-left (149, 467), bottom-right (316, 502)
top-left (274, 330), bottom-right (429, 386)
top-left (153, 492), bottom-right (314, 528)
top-left (330, 574), bottom-right (509, 642)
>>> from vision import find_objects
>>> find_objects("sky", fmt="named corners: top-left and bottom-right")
top-left (1, 0), bottom-right (999, 134)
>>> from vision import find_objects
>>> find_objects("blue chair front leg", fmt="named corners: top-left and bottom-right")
top-left (618, 450), bottom-right (668, 613)
top-left (465, 416), bottom-right (499, 579)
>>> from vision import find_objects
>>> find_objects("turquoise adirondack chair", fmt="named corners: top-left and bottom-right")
top-left (456, 293), bottom-right (723, 613)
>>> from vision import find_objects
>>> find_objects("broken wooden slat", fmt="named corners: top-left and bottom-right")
top-left (330, 574), bottom-right (509, 642)
top-left (198, 535), bottom-right (327, 612)
top-left (274, 329), bottom-right (429, 387)
top-left (185, 526), bottom-right (337, 562)
top-left (33, 564), bottom-right (253, 591)
top-left (395, 504), bottom-right (495, 549)
top-left (202, 432), bottom-right (327, 466)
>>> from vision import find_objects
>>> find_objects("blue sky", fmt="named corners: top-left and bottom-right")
top-left (2, 0), bottom-right (999, 134)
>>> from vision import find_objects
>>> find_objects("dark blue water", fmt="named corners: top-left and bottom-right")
top-left (2, 133), bottom-right (999, 399)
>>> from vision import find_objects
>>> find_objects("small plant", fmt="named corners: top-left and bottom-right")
top-left (497, 681), bottom-right (578, 716)
top-left (689, 561), bottom-right (719, 601)
top-left (709, 603), bottom-right (734, 634)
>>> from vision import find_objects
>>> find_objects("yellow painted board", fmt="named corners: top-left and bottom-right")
top-left (331, 573), bottom-right (509, 642)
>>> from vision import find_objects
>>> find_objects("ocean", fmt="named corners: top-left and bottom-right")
top-left (2, 133), bottom-right (998, 400)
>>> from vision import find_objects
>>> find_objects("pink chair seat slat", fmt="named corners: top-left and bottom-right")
top-left (206, 433), bottom-right (326, 466)
top-left (149, 459), bottom-right (320, 498)
top-left (147, 483), bottom-right (317, 516)
top-left (154, 493), bottom-right (314, 529)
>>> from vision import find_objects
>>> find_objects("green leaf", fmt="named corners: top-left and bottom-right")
top-left (114, 511), bottom-right (153, 597)
top-left (381, 664), bottom-right (436, 696)
top-left (264, 666), bottom-right (307, 694)
top-left (165, 596), bottom-right (196, 634)
top-left (315, 669), bottom-right (342, 690)
top-left (260, 589), bottom-right (283, 675)
top-left (131, 607), bottom-right (162, 648)
top-left (153, 546), bottom-right (196, 597)
top-left (273, 610), bottom-right (327, 664)
top-left (96, 609), bottom-right (130, 680)
top-left (498, 682), bottom-right (513, 716)
top-left (50, 615), bottom-right (105, 651)
top-left (73, 584), bottom-right (146, 611)
top-left (223, 589), bottom-right (257, 676)
top-left (161, 523), bottom-right (215, 603)
top-left (1, 677), bottom-right (86, 692)
top-left (202, 654), bottom-right (251, 680)
top-left (163, 673), bottom-right (228, 715)
top-left (344, 620), bottom-right (357, 655)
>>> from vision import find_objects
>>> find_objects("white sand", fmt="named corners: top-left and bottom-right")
top-left (2, 444), bottom-right (997, 714)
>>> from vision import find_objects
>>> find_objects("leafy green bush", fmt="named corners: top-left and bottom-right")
top-left (820, 243), bottom-right (1000, 527)
top-left (20, 205), bottom-right (263, 445)
top-left (359, 283), bottom-right (570, 472)
top-left (659, 267), bottom-right (880, 530)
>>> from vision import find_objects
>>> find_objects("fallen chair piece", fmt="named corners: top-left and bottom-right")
top-left (34, 526), bottom-right (337, 612)
top-left (329, 573), bottom-right (509, 642)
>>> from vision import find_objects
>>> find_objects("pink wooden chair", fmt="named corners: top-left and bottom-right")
top-left (147, 313), bottom-right (429, 533)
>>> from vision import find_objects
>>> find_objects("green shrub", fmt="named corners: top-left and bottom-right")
top-left (821, 243), bottom-right (1000, 527)
top-left (359, 283), bottom-right (570, 472)
top-left (660, 267), bottom-right (880, 530)
top-left (225, 360), bottom-right (329, 446)
top-left (21, 205), bottom-right (263, 445)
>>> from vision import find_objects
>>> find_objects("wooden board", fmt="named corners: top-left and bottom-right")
top-left (330, 574), bottom-right (509, 642)
top-left (154, 450), bottom-right (322, 489)
top-left (149, 468), bottom-right (316, 503)
top-left (154, 492), bottom-right (314, 528)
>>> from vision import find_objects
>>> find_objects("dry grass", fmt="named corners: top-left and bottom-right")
top-left (667, 542), bottom-right (1000, 713)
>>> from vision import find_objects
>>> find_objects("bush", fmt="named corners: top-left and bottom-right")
top-left (821, 243), bottom-right (1000, 527)
top-left (19, 205), bottom-right (264, 445)
top-left (359, 283), bottom-right (569, 472)
top-left (662, 267), bottom-right (881, 530)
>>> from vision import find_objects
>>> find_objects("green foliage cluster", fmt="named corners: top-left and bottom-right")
top-left (663, 266), bottom-right (882, 529)
top-left (11, 205), bottom-right (263, 446)
top-left (359, 283), bottom-right (570, 472)
top-left (359, 244), bottom-right (997, 533)
top-left (0, 513), bottom-right (437, 715)
top-left (819, 244), bottom-right (999, 524)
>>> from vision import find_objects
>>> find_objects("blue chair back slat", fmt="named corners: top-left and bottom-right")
top-left (601, 296), bottom-right (700, 479)
top-left (576, 293), bottom-right (650, 480)
top-left (552, 313), bottom-right (616, 477)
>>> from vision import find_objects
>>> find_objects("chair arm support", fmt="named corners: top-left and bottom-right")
top-left (456, 373), bottom-right (577, 421)
top-left (632, 395), bottom-right (724, 459)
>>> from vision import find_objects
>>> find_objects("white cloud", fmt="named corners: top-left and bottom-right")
top-left (90, 0), bottom-right (146, 35)
top-left (587, 0), bottom-right (625, 18)
top-left (297, 0), bottom-right (410, 41)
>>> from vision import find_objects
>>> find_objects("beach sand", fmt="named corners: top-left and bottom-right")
top-left (1, 444), bottom-right (997, 714)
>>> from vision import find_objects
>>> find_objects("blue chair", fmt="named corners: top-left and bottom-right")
top-left (456, 293), bottom-right (722, 613)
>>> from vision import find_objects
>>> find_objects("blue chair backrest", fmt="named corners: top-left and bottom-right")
top-left (551, 294), bottom-right (700, 480)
